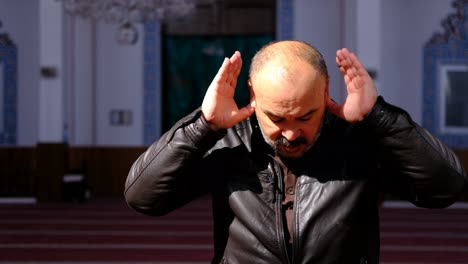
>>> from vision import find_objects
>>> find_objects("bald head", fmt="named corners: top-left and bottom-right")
top-left (247, 41), bottom-right (329, 159)
top-left (249, 41), bottom-right (329, 84)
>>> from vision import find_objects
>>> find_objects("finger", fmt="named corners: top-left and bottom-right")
top-left (230, 51), bottom-right (241, 64)
top-left (212, 58), bottom-right (231, 85)
top-left (336, 51), bottom-right (344, 68)
top-left (229, 73), bottom-right (239, 90)
top-left (339, 60), bottom-right (357, 82)
top-left (340, 48), bottom-right (351, 59)
top-left (232, 103), bottom-right (255, 123)
top-left (338, 49), bottom-right (356, 70)
top-left (229, 52), bottom-right (243, 87)
top-left (343, 74), bottom-right (352, 86)
top-left (326, 97), bottom-right (344, 119)
top-left (349, 53), bottom-right (371, 80)
top-left (229, 51), bottom-right (242, 75)
top-left (336, 48), bottom-right (349, 63)
top-left (339, 52), bottom-right (360, 81)
top-left (346, 65), bottom-right (357, 80)
top-left (343, 51), bottom-right (363, 73)
top-left (233, 54), bottom-right (242, 79)
top-left (349, 52), bottom-right (365, 71)
top-left (336, 52), bottom-right (346, 73)
top-left (231, 52), bottom-right (242, 77)
top-left (354, 75), bottom-right (365, 89)
top-left (336, 49), bottom-right (353, 75)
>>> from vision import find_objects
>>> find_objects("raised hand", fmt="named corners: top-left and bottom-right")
top-left (327, 48), bottom-right (378, 123)
top-left (201, 51), bottom-right (255, 131)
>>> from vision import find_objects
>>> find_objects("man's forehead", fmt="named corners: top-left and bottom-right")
top-left (252, 60), bottom-right (310, 87)
top-left (262, 105), bottom-right (318, 119)
top-left (253, 63), bottom-right (326, 93)
top-left (266, 65), bottom-right (289, 79)
top-left (257, 86), bottom-right (325, 119)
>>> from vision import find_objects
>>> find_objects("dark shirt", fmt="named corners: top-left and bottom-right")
top-left (275, 155), bottom-right (299, 257)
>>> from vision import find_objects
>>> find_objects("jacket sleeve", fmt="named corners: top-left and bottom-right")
top-left (360, 96), bottom-right (467, 208)
top-left (124, 109), bottom-right (225, 216)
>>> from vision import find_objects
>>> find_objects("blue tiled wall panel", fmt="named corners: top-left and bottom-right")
top-left (0, 45), bottom-right (17, 145)
top-left (423, 41), bottom-right (468, 148)
top-left (143, 22), bottom-right (159, 146)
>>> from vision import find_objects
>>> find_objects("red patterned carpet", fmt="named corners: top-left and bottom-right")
top-left (0, 197), bottom-right (467, 264)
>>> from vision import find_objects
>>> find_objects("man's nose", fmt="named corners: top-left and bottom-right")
top-left (281, 128), bottom-right (300, 142)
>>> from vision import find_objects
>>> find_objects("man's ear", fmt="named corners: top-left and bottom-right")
top-left (324, 80), bottom-right (330, 100)
top-left (248, 79), bottom-right (256, 107)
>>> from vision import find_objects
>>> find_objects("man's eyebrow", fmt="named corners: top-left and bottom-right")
top-left (264, 108), bottom-right (318, 119)
top-left (298, 109), bottom-right (317, 118)
top-left (264, 110), bottom-right (281, 118)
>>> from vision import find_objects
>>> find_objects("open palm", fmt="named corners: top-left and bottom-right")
top-left (327, 48), bottom-right (378, 123)
top-left (201, 51), bottom-right (254, 130)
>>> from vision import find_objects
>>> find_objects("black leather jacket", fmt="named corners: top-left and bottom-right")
top-left (125, 97), bottom-right (466, 264)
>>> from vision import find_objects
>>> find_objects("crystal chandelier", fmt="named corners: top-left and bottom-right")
top-left (59, 0), bottom-right (204, 45)
top-left (60, 0), bottom-right (199, 24)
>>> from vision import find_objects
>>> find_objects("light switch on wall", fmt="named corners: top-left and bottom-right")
top-left (110, 110), bottom-right (132, 126)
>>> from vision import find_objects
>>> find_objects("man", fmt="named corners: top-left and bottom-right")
top-left (125, 41), bottom-right (466, 263)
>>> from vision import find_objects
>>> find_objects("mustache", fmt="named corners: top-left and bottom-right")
top-left (274, 136), bottom-right (307, 148)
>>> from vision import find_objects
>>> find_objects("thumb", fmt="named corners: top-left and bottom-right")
top-left (326, 97), bottom-right (344, 119)
top-left (233, 103), bottom-right (255, 123)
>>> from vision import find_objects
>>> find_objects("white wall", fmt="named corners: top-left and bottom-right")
top-left (0, 2), bottom-right (145, 147)
top-left (0, 0), bottom-right (460, 145)
top-left (343, 0), bottom-right (357, 52)
top-left (39, 0), bottom-right (64, 143)
top-left (66, 17), bottom-right (95, 145)
top-left (293, 0), bottom-right (346, 102)
top-left (0, 0), bottom-right (39, 146)
top-left (95, 22), bottom-right (144, 146)
top-left (356, 0), bottom-right (381, 83)
top-left (293, 0), bottom-right (455, 124)
top-left (64, 17), bottom-right (144, 146)
top-left (380, 0), bottom-right (453, 123)
top-left (293, 0), bottom-right (382, 103)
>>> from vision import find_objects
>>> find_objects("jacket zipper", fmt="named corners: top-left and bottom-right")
top-left (271, 158), bottom-right (291, 264)
top-left (291, 179), bottom-right (300, 264)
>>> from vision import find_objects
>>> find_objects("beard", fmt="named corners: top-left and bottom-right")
top-left (275, 135), bottom-right (307, 150)
top-left (258, 122), bottom-right (323, 160)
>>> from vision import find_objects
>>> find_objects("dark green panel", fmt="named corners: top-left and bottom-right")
top-left (162, 35), bottom-right (273, 131)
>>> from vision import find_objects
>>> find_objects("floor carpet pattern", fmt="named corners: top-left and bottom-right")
top-left (1, 198), bottom-right (467, 264)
